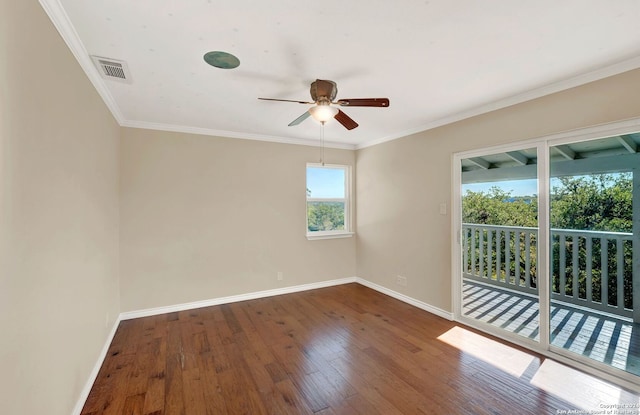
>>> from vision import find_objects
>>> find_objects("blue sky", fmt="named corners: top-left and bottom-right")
top-left (463, 179), bottom-right (538, 197)
top-left (463, 173), bottom-right (630, 197)
top-left (309, 171), bottom-right (626, 199)
top-left (307, 167), bottom-right (345, 198)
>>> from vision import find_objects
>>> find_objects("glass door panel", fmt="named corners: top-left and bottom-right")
top-left (460, 147), bottom-right (540, 342)
top-left (549, 134), bottom-right (638, 376)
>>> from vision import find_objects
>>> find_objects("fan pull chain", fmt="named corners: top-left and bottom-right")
top-left (320, 121), bottom-right (325, 166)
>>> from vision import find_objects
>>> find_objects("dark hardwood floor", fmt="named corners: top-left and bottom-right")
top-left (81, 283), bottom-right (636, 415)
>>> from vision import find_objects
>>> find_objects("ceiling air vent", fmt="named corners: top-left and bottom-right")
top-left (91, 56), bottom-right (132, 83)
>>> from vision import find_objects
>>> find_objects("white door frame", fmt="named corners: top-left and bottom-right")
top-left (451, 117), bottom-right (640, 391)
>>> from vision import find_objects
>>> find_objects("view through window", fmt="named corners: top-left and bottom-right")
top-left (306, 164), bottom-right (349, 235)
top-left (458, 132), bottom-right (639, 379)
top-left (460, 149), bottom-right (541, 343)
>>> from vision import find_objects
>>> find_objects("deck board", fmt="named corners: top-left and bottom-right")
top-left (463, 280), bottom-right (640, 376)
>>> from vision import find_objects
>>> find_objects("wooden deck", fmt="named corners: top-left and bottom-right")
top-left (463, 280), bottom-right (640, 376)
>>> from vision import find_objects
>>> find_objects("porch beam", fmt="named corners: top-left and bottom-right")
top-left (462, 153), bottom-right (640, 184)
top-left (468, 157), bottom-right (491, 170)
top-left (618, 135), bottom-right (638, 154)
top-left (506, 151), bottom-right (529, 166)
top-left (555, 145), bottom-right (576, 160)
top-left (462, 164), bottom-right (536, 183)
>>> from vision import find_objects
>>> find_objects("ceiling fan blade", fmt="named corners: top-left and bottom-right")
top-left (334, 109), bottom-right (359, 130)
top-left (258, 97), bottom-right (314, 104)
top-left (337, 98), bottom-right (390, 107)
top-left (288, 111), bottom-right (311, 126)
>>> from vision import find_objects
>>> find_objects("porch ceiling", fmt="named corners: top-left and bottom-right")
top-left (461, 132), bottom-right (640, 183)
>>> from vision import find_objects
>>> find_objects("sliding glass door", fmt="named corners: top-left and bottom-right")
top-left (455, 129), bottom-right (640, 382)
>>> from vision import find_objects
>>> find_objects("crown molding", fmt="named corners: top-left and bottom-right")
top-left (356, 55), bottom-right (640, 150)
top-left (39, 0), bottom-right (351, 150)
top-left (39, 0), bottom-right (126, 124)
top-left (39, 0), bottom-right (640, 152)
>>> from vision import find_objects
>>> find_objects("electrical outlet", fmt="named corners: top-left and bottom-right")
top-left (277, 271), bottom-right (284, 281)
top-left (396, 275), bottom-right (407, 287)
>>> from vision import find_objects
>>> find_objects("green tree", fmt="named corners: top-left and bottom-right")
top-left (463, 186), bottom-right (537, 227)
top-left (550, 174), bottom-right (632, 232)
top-left (307, 202), bottom-right (345, 231)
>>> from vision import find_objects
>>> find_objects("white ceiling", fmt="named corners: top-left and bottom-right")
top-left (41, 0), bottom-right (640, 149)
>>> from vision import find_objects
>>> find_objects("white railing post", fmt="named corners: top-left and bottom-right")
top-left (585, 236), bottom-right (593, 304)
top-left (633, 169), bottom-right (640, 323)
top-left (601, 237), bottom-right (609, 309)
top-left (617, 238), bottom-right (625, 315)
top-left (462, 223), bottom-right (633, 320)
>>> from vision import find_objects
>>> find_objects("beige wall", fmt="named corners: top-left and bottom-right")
top-left (0, 1), bottom-right (120, 414)
top-left (5, 1), bottom-right (640, 412)
top-left (356, 68), bottom-right (640, 313)
top-left (119, 128), bottom-right (356, 311)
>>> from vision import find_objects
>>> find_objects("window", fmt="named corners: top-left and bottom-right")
top-left (306, 164), bottom-right (352, 239)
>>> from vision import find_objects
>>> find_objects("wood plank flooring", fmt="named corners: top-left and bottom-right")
top-left (82, 283), bottom-right (636, 415)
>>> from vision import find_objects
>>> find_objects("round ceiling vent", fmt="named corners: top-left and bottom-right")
top-left (203, 51), bottom-right (240, 69)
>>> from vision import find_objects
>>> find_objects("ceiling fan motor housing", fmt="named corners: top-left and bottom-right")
top-left (310, 79), bottom-right (337, 101)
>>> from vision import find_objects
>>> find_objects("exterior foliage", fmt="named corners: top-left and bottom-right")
top-left (462, 173), bottom-right (633, 310)
top-left (307, 202), bottom-right (345, 231)
top-left (549, 174), bottom-right (633, 309)
top-left (463, 187), bottom-right (537, 227)
top-left (550, 174), bottom-right (632, 232)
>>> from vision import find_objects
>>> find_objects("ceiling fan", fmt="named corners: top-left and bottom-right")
top-left (258, 79), bottom-right (389, 130)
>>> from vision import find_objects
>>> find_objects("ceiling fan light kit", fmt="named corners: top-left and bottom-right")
top-left (309, 104), bottom-right (339, 123)
top-left (258, 79), bottom-right (389, 131)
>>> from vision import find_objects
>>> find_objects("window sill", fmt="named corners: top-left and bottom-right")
top-left (306, 231), bottom-right (355, 241)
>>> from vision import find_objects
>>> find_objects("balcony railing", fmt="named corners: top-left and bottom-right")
top-left (462, 223), bottom-right (634, 319)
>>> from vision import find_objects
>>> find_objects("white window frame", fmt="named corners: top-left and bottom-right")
top-left (306, 163), bottom-right (354, 240)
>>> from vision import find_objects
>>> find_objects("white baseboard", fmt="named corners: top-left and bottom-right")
top-left (74, 275), bottom-right (450, 414)
top-left (355, 277), bottom-right (454, 321)
top-left (119, 276), bottom-right (452, 322)
top-left (72, 316), bottom-right (121, 415)
top-left (120, 277), bottom-right (358, 320)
